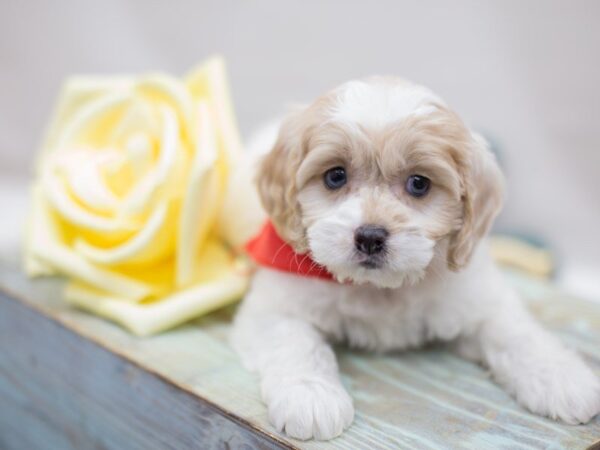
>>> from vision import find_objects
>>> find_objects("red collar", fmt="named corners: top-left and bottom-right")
top-left (245, 221), bottom-right (335, 281)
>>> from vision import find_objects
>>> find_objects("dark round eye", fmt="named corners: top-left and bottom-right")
top-left (406, 174), bottom-right (431, 197)
top-left (323, 167), bottom-right (347, 190)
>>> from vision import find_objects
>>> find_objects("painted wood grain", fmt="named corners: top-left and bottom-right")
top-left (0, 290), bottom-right (293, 450)
top-left (1, 254), bottom-right (600, 449)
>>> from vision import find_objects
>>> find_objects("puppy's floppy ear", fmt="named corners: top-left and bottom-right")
top-left (447, 133), bottom-right (504, 270)
top-left (256, 111), bottom-right (308, 252)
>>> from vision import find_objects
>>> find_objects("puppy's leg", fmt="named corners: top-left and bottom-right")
top-left (231, 310), bottom-right (354, 440)
top-left (455, 291), bottom-right (600, 424)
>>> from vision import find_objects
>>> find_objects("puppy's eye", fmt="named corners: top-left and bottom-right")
top-left (406, 174), bottom-right (431, 197)
top-left (323, 167), bottom-right (347, 190)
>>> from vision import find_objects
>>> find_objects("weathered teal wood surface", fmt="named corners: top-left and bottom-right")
top-left (0, 290), bottom-right (289, 450)
top-left (1, 246), bottom-right (600, 449)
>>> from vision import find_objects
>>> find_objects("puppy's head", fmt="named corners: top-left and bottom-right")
top-left (257, 77), bottom-right (504, 288)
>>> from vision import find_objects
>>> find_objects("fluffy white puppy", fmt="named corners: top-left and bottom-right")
top-left (231, 77), bottom-right (600, 441)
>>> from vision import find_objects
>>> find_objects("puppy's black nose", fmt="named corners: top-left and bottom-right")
top-left (354, 225), bottom-right (388, 255)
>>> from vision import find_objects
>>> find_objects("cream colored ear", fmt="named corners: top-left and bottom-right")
top-left (447, 133), bottom-right (505, 270)
top-left (256, 112), bottom-right (308, 251)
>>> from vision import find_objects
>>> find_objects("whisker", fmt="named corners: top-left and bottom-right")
top-left (270, 242), bottom-right (289, 265)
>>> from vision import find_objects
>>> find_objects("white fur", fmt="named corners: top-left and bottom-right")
top-left (329, 79), bottom-right (443, 129)
top-left (301, 193), bottom-right (434, 288)
top-left (233, 244), bottom-right (600, 440)
top-left (231, 84), bottom-right (600, 441)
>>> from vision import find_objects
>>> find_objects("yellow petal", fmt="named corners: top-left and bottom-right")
top-left (119, 106), bottom-right (180, 216)
top-left (43, 172), bottom-right (136, 232)
top-left (65, 260), bottom-right (248, 336)
top-left (37, 241), bottom-right (153, 302)
top-left (125, 132), bottom-right (154, 178)
top-left (26, 59), bottom-right (250, 334)
top-left (108, 99), bottom-right (158, 145)
top-left (176, 101), bottom-right (221, 287)
top-left (53, 90), bottom-right (131, 154)
top-left (24, 185), bottom-right (59, 276)
top-left (25, 185), bottom-right (152, 301)
top-left (60, 149), bottom-right (121, 213)
top-left (74, 200), bottom-right (176, 267)
top-left (25, 258), bottom-right (55, 277)
top-left (190, 238), bottom-right (237, 283)
top-left (217, 149), bottom-right (267, 250)
top-left (136, 73), bottom-right (194, 132)
top-left (185, 56), bottom-right (242, 162)
top-left (37, 77), bottom-right (132, 171)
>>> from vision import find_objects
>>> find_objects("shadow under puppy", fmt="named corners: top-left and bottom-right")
top-left (231, 77), bottom-right (600, 440)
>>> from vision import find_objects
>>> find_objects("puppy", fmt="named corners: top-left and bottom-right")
top-left (231, 77), bottom-right (600, 440)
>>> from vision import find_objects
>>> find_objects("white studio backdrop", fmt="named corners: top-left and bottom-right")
top-left (1, 0), bottom-right (599, 293)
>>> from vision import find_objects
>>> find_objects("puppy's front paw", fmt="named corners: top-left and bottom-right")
top-left (515, 356), bottom-right (600, 424)
top-left (263, 376), bottom-right (354, 440)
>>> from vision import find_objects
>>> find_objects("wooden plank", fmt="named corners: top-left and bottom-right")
top-left (1, 243), bottom-right (600, 449)
top-left (0, 289), bottom-right (294, 450)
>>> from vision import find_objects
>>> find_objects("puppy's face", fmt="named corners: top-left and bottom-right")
top-left (258, 78), bottom-right (504, 288)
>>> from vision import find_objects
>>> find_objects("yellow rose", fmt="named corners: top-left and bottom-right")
top-left (25, 57), bottom-right (249, 336)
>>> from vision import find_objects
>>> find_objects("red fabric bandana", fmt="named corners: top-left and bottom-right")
top-left (245, 221), bottom-right (335, 281)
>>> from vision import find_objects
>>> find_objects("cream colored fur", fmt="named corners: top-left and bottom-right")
top-left (231, 78), bottom-right (600, 441)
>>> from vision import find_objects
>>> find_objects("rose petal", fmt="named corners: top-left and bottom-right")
top-left (136, 74), bottom-right (194, 133)
top-left (54, 90), bottom-right (131, 153)
top-left (61, 150), bottom-right (121, 213)
top-left (119, 106), bottom-right (180, 216)
top-left (108, 98), bottom-right (158, 145)
top-left (26, 186), bottom-right (152, 301)
top-left (176, 101), bottom-right (221, 287)
top-left (42, 172), bottom-right (136, 232)
top-left (65, 244), bottom-right (249, 336)
top-left (26, 59), bottom-right (250, 333)
top-left (74, 200), bottom-right (177, 267)
top-left (65, 271), bottom-right (246, 336)
top-left (37, 77), bottom-right (132, 170)
top-left (185, 56), bottom-right (242, 161)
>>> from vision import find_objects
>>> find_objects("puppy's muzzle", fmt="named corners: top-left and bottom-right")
top-left (354, 225), bottom-right (388, 257)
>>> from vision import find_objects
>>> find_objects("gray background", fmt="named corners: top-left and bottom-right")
top-left (1, 0), bottom-right (599, 294)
